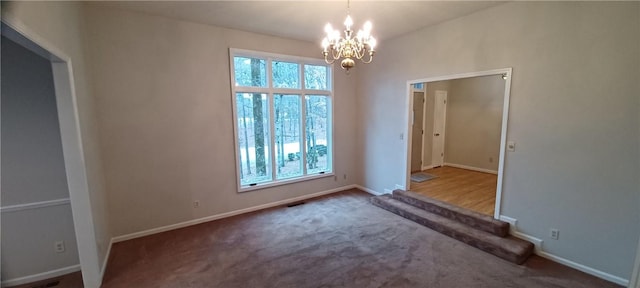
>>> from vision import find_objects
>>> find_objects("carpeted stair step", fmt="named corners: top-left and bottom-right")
top-left (393, 189), bottom-right (510, 237)
top-left (370, 194), bottom-right (534, 264)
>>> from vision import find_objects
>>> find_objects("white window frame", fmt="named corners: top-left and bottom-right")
top-left (229, 48), bottom-right (334, 192)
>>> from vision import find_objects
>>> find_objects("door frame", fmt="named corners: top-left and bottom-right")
top-left (403, 68), bottom-right (512, 219)
top-left (1, 21), bottom-right (103, 287)
top-left (409, 84), bottom-right (427, 173)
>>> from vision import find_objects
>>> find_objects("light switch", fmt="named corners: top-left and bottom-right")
top-left (507, 141), bottom-right (516, 152)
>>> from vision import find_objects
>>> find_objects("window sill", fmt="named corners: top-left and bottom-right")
top-left (238, 172), bottom-right (334, 193)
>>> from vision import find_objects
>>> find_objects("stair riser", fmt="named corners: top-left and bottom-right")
top-left (393, 191), bottom-right (509, 237)
top-left (371, 197), bottom-right (533, 265)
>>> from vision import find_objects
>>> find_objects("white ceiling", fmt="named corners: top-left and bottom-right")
top-left (93, 1), bottom-right (504, 42)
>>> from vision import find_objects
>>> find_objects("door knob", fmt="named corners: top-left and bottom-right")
top-left (434, 133), bottom-right (440, 136)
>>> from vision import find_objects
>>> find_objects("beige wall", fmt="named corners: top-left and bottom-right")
top-left (82, 6), bottom-right (360, 237)
top-left (358, 1), bottom-right (639, 281)
top-left (2, 2), bottom-right (111, 286)
top-left (444, 75), bottom-right (504, 171)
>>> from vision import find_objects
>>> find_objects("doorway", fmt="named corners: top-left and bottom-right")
top-left (410, 84), bottom-right (426, 173)
top-left (404, 69), bottom-right (512, 219)
top-left (1, 22), bottom-right (101, 287)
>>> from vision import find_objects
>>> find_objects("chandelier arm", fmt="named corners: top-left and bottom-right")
top-left (361, 50), bottom-right (374, 64)
top-left (324, 52), bottom-right (337, 64)
top-left (331, 46), bottom-right (342, 60)
top-left (353, 43), bottom-right (365, 60)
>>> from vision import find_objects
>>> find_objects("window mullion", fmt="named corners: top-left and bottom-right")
top-left (269, 92), bottom-right (277, 182)
top-left (301, 93), bottom-right (308, 176)
top-left (266, 58), bottom-right (277, 182)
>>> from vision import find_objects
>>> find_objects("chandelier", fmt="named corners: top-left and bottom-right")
top-left (321, 0), bottom-right (377, 72)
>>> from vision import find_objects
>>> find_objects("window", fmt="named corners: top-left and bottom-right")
top-left (230, 49), bottom-right (333, 191)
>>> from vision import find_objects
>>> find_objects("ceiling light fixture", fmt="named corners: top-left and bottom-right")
top-left (321, 0), bottom-right (376, 72)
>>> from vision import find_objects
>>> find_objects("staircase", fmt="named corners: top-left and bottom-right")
top-left (370, 190), bottom-right (534, 264)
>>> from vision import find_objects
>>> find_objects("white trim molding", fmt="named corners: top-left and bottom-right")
top-left (0, 265), bottom-right (80, 288)
top-left (1, 19), bottom-right (103, 288)
top-left (112, 185), bottom-right (358, 243)
top-left (444, 163), bottom-right (498, 175)
top-left (537, 251), bottom-right (629, 286)
top-left (0, 198), bottom-right (71, 213)
top-left (356, 185), bottom-right (384, 196)
top-left (0, 198), bottom-right (70, 213)
top-left (403, 68), bottom-right (512, 221)
top-left (629, 234), bottom-right (640, 288)
top-left (100, 238), bottom-right (114, 281)
top-left (420, 164), bottom-right (435, 171)
top-left (500, 215), bottom-right (629, 286)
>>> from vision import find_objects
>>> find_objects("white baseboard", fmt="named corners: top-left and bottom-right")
top-left (112, 184), bottom-right (357, 243)
top-left (444, 163), bottom-right (498, 175)
top-left (355, 185), bottom-right (384, 196)
top-left (499, 215), bottom-right (628, 286)
top-left (537, 251), bottom-right (628, 286)
top-left (1, 265), bottom-right (80, 287)
top-left (421, 164), bottom-right (435, 171)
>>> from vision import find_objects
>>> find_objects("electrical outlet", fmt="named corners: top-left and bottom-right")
top-left (334, 175), bottom-right (337, 181)
top-left (193, 201), bottom-right (200, 208)
top-left (507, 141), bottom-right (516, 152)
top-left (489, 157), bottom-right (493, 163)
top-left (550, 229), bottom-right (560, 240)
top-left (343, 174), bottom-right (347, 180)
top-left (54, 241), bottom-right (65, 253)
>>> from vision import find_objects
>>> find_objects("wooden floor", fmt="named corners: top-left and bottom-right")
top-left (410, 166), bottom-right (497, 216)
top-left (7, 271), bottom-right (83, 288)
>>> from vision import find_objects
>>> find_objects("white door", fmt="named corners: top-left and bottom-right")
top-left (411, 91), bottom-right (425, 172)
top-left (431, 91), bottom-right (447, 167)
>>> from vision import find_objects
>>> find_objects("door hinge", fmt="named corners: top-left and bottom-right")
top-left (421, 130), bottom-right (424, 135)
top-left (441, 153), bottom-right (444, 157)
top-left (444, 100), bottom-right (447, 104)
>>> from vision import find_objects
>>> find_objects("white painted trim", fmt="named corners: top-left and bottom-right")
top-left (537, 251), bottom-right (628, 286)
top-left (100, 238), bottom-right (114, 281)
top-left (498, 215), bottom-right (517, 234)
top-left (501, 215), bottom-right (628, 286)
top-left (113, 185), bottom-right (356, 243)
top-left (444, 163), bottom-right (498, 175)
top-left (403, 68), bottom-right (512, 220)
top-left (420, 164), bottom-right (435, 171)
top-left (629, 234), bottom-right (640, 288)
top-left (229, 48), bottom-right (335, 193)
top-left (512, 231), bottom-right (543, 254)
top-left (0, 198), bottom-right (70, 213)
top-left (355, 185), bottom-right (384, 196)
top-left (0, 265), bottom-right (80, 288)
top-left (2, 19), bottom-right (103, 288)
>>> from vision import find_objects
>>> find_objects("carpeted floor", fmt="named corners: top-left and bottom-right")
top-left (102, 189), bottom-right (621, 288)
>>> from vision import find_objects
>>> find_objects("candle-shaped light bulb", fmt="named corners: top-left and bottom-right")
top-left (344, 15), bottom-right (353, 30)
top-left (364, 21), bottom-right (372, 33)
top-left (369, 36), bottom-right (377, 50)
top-left (322, 38), bottom-right (329, 50)
top-left (333, 30), bottom-right (340, 40)
top-left (324, 23), bottom-right (333, 35)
